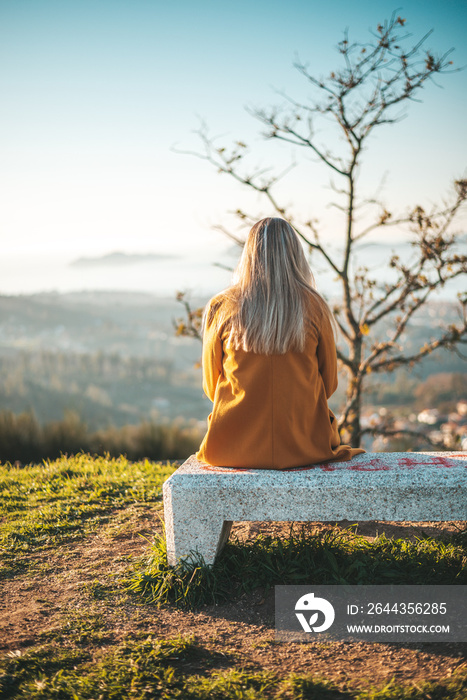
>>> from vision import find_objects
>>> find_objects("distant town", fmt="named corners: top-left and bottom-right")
top-left (362, 400), bottom-right (467, 452)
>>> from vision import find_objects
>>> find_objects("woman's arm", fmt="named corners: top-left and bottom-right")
top-left (202, 300), bottom-right (224, 402)
top-left (316, 310), bottom-right (338, 399)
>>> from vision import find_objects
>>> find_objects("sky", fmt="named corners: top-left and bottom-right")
top-left (0, 0), bottom-right (466, 294)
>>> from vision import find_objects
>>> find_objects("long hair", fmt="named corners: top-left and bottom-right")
top-left (215, 217), bottom-right (334, 355)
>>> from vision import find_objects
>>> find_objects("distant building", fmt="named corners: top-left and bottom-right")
top-left (417, 409), bottom-right (440, 425)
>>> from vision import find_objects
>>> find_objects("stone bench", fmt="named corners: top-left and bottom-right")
top-left (162, 452), bottom-right (467, 567)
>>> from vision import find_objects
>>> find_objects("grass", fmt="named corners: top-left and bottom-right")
top-left (0, 637), bottom-right (465, 699)
top-left (284, 673), bottom-right (467, 699)
top-left (0, 453), bottom-right (174, 576)
top-left (129, 526), bottom-right (467, 608)
top-left (1, 454), bottom-right (466, 699)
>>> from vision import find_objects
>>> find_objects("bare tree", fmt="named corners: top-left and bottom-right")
top-left (176, 14), bottom-right (467, 448)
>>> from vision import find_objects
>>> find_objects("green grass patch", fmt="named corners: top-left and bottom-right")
top-left (0, 454), bottom-right (175, 574)
top-left (80, 578), bottom-right (115, 601)
top-left (130, 527), bottom-right (467, 608)
top-left (40, 608), bottom-right (112, 647)
top-left (0, 637), bottom-right (465, 699)
top-left (0, 636), bottom-right (197, 699)
top-left (285, 673), bottom-right (467, 699)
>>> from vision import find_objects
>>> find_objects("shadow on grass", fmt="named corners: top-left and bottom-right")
top-left (129, 525), bottom-right (467, 609)
top-left (285, 673), bottom-right (467, 699)
top-left (0, 637), bottom-right (265, 700)
top-left (1, 636), bottom-right (466, 700)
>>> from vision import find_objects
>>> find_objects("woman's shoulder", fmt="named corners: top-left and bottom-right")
top-left (204, 288), bottom-right (237, 326)
top-left (205, 289), bottom-right (230, 313)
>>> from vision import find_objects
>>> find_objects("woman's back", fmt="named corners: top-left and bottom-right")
top-left (197, 289), bottom-right (363, 469)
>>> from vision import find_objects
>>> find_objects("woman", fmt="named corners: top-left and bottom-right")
top-left (197, 217), bottom-right (364, 469)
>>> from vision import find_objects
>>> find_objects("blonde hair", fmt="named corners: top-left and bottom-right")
top-left (214, 217), bottom-right (333, 355)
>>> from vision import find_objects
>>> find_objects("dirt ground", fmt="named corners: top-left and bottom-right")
top-left (1, 506), bottom-right (466, 692)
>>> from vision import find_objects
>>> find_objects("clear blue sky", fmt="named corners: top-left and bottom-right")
top-left (1, 0), bottom-right (466, 268)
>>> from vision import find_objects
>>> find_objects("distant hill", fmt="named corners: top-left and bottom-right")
top-left (70, 251), bottom-right (177, 268)
top-left (0, 290), bottom-right (464, 432)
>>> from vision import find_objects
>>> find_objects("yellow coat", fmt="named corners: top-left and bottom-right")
top-left (197, 293), bottom-right (365, 469)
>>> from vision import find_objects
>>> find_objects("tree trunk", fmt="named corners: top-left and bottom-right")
top-left (346, 378), bottom-right (363, 448)
top-left (342, 337), bottom-right (364, 448)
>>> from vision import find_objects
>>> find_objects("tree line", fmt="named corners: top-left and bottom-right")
top-left (0, 410), bottom-right (202, 465)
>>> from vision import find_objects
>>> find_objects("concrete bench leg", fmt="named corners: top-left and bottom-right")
top-left (164, 490), bottom-right (233, 566)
